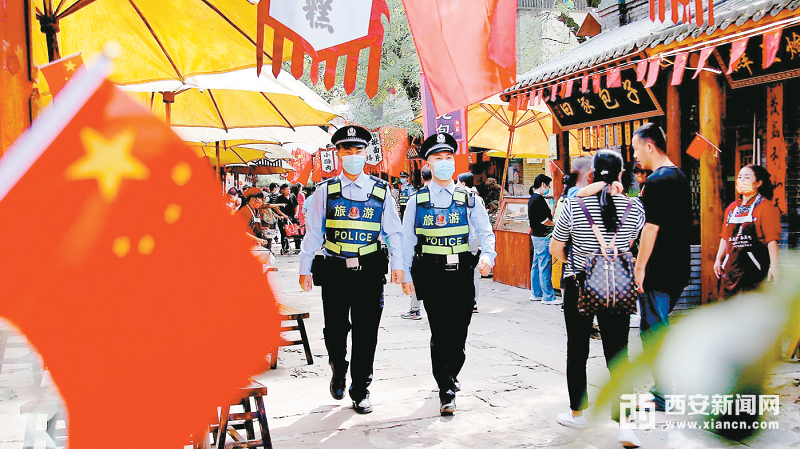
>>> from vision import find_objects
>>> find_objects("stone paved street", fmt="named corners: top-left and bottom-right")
top-left (253, 255), bottom-right (800, 449)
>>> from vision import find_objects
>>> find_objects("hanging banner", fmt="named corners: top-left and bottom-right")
top-left (547, 68), bottom-right (663, 131)
top-left (287, 148), bottom-right (313, 185)
top-left (366, 131), bottom-right (383, 165)
top-left (320, 149), bottom-right (337, 173)
top-left (421, 74), bottom-right (468, 174)
top-left (767, 84), bottom-right (786, 215)
top-left (256, 0), bottom-right (389, 97)
top-left (717, 25), bottom-right (800, 88)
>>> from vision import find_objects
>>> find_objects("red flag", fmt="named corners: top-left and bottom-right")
top-left (404, 0), bottom-right (516, 115)
top-left (508, 94), bottom-right (518, 112)
top-left (693, 46), bottom-right (715, 79)
top-left (581, 75), bottom-right (589, 93)
top-left (518, 92), bottom-right (529, 110)
top-left (39, 53), bottom-right (85, 97)
top-left (536, 89), bottom-right (544, 105)
top-left (564, 79), bottom-right (574, 98)
top-left (672, 53), bottom-right (688, 85)
top-left (592, 74), bottom-right (602, 94)
top-left (312, 154), bottom-right (322, 182)
top-left (287, 147), bottom-right (313, 185)
top-left (727, 37), bottom-right (749, 75)
top-left (637, 60), bottom-right (648, 81)
top-left (379, 127), bottom-right (408, 178)
top-left (763, 28), bottom-right (782, 69)
top-left (645, 59), bottom-right (660, 88)
top-left (550, 85), bottom-right (558, 102)
top-left (607, 68), bottom-right (621, 88)
top-left (686, 134), bottom-right (712, 160)
top-left (0, 60), bottom-right (279, 448)
top-left (482, 151), bottom-right (491, 162)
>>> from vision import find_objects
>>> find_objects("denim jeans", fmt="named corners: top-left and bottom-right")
top-left (639, 289), bottom-right (678, 407)
top-left (530, 236), bottom-right (556, 301)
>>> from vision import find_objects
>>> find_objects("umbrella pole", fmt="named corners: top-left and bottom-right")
top-left (216, 141), bottom-right (223, 193)
top-left (162, 92), bottom-right (175, 126)
top-left (498, 110), bottom-right (518, 204)
top-left (38, 15), bottom-right (61, 62)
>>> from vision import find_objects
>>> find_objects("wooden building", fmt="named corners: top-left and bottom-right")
top-left (501, 0), bottom-right (800, 305)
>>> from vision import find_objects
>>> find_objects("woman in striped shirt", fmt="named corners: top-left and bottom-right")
top-left (549, 149), bottom-right (645, 448)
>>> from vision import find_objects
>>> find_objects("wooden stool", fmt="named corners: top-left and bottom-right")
top-left (201, 381), bottom-right (272, 449)
top-left (270, 305), bottom-right (313, 369)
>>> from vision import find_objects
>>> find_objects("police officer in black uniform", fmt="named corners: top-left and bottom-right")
top-left (398, 171), bottom-right (414, 218)
top-left (401, 132), bottom-right (496, 416)
top-left (299, 125), bottom-right (404, 414)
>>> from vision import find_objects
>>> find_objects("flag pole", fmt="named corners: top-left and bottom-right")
top-left (216, 141), bottom-right (223, 193)
top-left (498, 109), bottom-right (518, 204)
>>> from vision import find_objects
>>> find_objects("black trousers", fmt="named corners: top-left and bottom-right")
top-left (321, 265), bottom-right (384, 402)
top-left (563, 275), bottom-right (630, 421)
top-left (413, 261), bottom-right (475, 402)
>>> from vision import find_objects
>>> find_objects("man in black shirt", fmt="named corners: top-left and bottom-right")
top-left (632, 123), bottom-right (692, 410)
top-left (528, 174), bottom-right (558, 304)
top-left (274, 184), bottom-right (300, 254)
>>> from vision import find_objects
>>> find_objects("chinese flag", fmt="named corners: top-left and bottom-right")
top-left (727, 37), bottom-right (749, 75)
top-left (686, 134), bottom-right (712, 160)
top-left (0, 62), bottom-right (279, 448)
top-left (645, 58), bottom-right (661, 88)
top-left (403, 0), bottom-right (516, 115)
top-left (312, 153), bottom-right (322, 182)
top-left (39, 53), bottom-right (84, 97)
top-left (607, 67), bottom-right (622, 88)
top-left (287, 147), bottom-right (313, 185)
top-left (637, 60), bottom-right (648, 82)
top-left (763, 28), bottom-right (782, 69)
top-left (672, 52), bottom-right (688, 85)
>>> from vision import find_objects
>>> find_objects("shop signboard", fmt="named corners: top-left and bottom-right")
top-left (546, 68), bottom-right (663, 130)
top-left (717, 24), bottom-right (800, 88)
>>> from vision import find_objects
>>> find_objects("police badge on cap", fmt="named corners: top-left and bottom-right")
top-left (419, 132), bottom-right (458, 159)
top-left (332, 125), bottom-right (371, 148)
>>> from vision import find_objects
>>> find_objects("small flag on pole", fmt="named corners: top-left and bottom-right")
top-left (40, 53), bottom-right (85, 97)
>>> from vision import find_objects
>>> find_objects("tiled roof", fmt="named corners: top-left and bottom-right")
top-left (504, 0), bottom-right (800, 94)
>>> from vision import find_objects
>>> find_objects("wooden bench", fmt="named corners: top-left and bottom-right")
top-left (198, 381), bottom-right (272, 449)
top-left (270, 305), bottom-right (313, 369)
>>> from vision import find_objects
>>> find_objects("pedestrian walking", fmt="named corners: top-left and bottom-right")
top-left (275, 184), bottom-right (301, 254)
top-left (528, 174), bottom-right (559, 304)
top-left (631, 123), bottom-right (692, 411)
top-left (400, 165), bottom-right (432, 321)
top-left (398, 171), bottom-right (414, 217)
top-left (549, 149), bottom-right (645, 448)
top-left (298, 125), bottom-right (404, 415)
top-left (714, 164), bottom-right (781, 299)
top-left (401, 132), bottom-right (496, 416)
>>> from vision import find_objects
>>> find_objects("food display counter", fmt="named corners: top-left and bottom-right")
top-left (492, 197), bottom-right (531, 289)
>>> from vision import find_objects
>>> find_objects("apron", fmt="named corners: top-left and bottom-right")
top-left (719, 195), bottom-right (770, 299)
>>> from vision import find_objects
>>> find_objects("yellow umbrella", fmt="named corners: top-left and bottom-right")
top-left (466, 104), bottom-right (552, 159)
top-left (189, 141), bottom-right (292, 166)
top-left (32, 0), bottom-right (289, 82)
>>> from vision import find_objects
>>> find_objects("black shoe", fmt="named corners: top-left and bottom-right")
top-left (329, 363), bottom-right (347, 400)
top-left (440, 399), bottom-right (456, 416)
top-left (353, 396), bottom-right (373, 414)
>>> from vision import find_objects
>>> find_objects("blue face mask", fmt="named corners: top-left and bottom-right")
top-left (401, 178), bottom-right (409, 185)
top-left (341, 154), bottom-right (366, 175)
top-left (544, 187), bottom-right (551, 196)
top-left (431, 159), bottom-right (455, 181)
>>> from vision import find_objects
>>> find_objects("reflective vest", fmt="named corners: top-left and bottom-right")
top-left (398, 184), bottom-right (412, 206)
top-left (414, 187), bottom-right (471, 255)
top-left (324, 177), bottom-right (387, 258)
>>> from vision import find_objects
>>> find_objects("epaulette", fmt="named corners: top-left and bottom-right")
top-left (415, 186), bottom-right (431, 207)
top-left (453, 186), bottom-right (475, 207)
top-left (369, 175), bottom-right (389, 188)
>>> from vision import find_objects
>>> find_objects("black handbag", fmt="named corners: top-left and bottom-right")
top-left (574, 198), bottom-right (638, 316)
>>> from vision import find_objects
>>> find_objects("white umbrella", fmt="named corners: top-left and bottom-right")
top-left (173, 126), bottom-right (333, 149)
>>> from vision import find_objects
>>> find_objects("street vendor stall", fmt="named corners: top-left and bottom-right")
top-left (493, 196), bottom-right (531, 290)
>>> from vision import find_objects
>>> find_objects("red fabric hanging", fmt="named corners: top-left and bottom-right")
top-left (564, 79), bottom-right (574, 98)
top-left (580, 75), bottom-right (589, 93)
top-left (606, 68), bottom-right (621, 88)
top-left (671, 53), bottom-right (688, 85)
top-left (763, 28), bottom-right (783, 69)
top-left (592, 74), bottom-right (602, 94)
top-left (645, 59), bottom-right (661, 88)
top-left (727, 38), bottom-right (749, 75)
top-left (693, 46), bottom-right (715, 79)
top-left (636, 60), bottom-right (648, 82)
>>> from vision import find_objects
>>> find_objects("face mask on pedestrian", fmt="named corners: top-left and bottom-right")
top-left (543, 186), bottom-right (551, 196)
top-left (341, 154), bottom-right (366, 175)
top-left (401, 178), bottom-right (408, 185)
top-left (431, 159), bottom-right (455, 180)
top-left (736, 180), bottom-right (757, 196)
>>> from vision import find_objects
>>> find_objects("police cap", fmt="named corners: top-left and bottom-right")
top-left (400, 171), bottom-right (409, 178)
top-left (332, 125), bottom-right (371, 148)
top-left (419, 132), bottom-right (457, 159)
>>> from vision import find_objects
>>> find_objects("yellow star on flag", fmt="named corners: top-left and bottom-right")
top-left (64, 60), bottom-right (76, 72)
top-left (67, 128), bottom-right (149, 201)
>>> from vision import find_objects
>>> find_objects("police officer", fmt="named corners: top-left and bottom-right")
top-left (401, 133), bottom-right (496, 416)
top-left (397, 171), bottom-right (414, 217)
top-left (299, 125), bottom-right (404, 415)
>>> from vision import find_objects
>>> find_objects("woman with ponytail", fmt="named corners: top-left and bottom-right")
top-left (714, 164), bottom-right (782, 299)
top-left (549, 149), bottom-right (645, 448)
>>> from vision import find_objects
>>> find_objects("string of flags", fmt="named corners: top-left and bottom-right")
top-left (505, 22), bottom-right (790, 109)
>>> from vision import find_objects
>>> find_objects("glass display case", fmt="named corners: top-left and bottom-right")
top-left (494, 197), bottom-right (530, 233)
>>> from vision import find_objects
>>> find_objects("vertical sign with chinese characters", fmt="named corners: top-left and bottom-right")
top-left (421, 74), bottom-right (468, 174)
top-left (320, 149), bottom-right (337, 173)
top-left (365, 131), bottom-right (383, 165)
top-left (767, 84), bottom-right (786, 214)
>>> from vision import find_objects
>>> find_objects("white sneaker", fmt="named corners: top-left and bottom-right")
top-left (618, 428), bottom-right (641, 447)
top-left (556, 411), bottom-right (587, 429)
top-left (542, 298), bottom-right (564, 305)
top-left (529, 294), bottom-right (542, 301)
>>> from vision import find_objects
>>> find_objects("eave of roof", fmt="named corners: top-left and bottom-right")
top-left (503, 0), bottom-right (800, 98)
